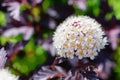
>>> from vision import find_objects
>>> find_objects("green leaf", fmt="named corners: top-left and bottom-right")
top-left (87, 0), bottom-right (100, 16)
top-left (0, 34), bottom-right (22, 45)
top-left (105, 13), bottom-right (113, 20)
top-left (31, 7), bottom-right (41, 22)
top-left (0, 11), bottom-right (7, 26)
top-left (108, 0), bottom-right (120, 20)
top-left (42, 0), bottom-right (52, 13)
top-left (11, 38), bottom-right (47, 76)
top-left (113, 44), bottom-right (120, 79)
top-left (42, 27), bottom-right (53, 38)
top-left (20, 5), bottom-right (27, 11)
top-left (20, 4), bottom-right (31, 11)
top-left (24, 38), bottom-right (35, 52)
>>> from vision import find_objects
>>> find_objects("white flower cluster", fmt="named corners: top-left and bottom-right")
top-left (0, 48), bottom-right (19, 80)
top-left (0, 68), bottom-right (19, 80)
top-left (53, 16), bottom-right (108, 60)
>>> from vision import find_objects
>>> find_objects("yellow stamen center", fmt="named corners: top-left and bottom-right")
top-left (84, 45), bottom-right (89, 50)
top-left (79, 50), bottom-right (84, 55)
top-left (90, 52), bottom-right (94, 56)
top-left (67, 51), bottom-right (72, 56)
top-left (70, 42), bottom-right (75, 47)
top-left (73, 28), bottom-right (78, 32)
top-left (93, 43), bottom-right (96, 47)
top-left (82, 27), bottom-right (86, 31)
top-left (79, 37), bottom-right (83, 42)
top-left (88, 31), bottom-right (93, 35)
top-left (87, 38), bottom-right (92, 43)
top-left (63, 43), bottom-right (68, 48)
top-left (77, 44), bottom-right (82, 49)
top-left (69, 34), bottom-right (75, 40)
top-left (63, 34), bottom-right (67, 37)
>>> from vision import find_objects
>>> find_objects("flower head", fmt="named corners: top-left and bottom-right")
top-left (53, 16), bottom-right (108, 60)
top-left (0, 68), bottom-right (19, 80)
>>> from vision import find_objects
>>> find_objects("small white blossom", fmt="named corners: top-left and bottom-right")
top-left (0, 68), bottom-right (19, 80)
top-left (0, 48), bottom-right (19, 80)
top-left (3, 2), bottom-right (21, 21)
top-left (0, 48), bottom-right (7, 69)
top-left (68, 0), bottom-right (86, 11)
top-left (2, 26), bottom-right (34, 40)
top-left (32, 0), bottom-right (42, 4)
top-left (53, 16), bottom-right (108, 60)
top-left (107, 27), bottom-right (120, 50)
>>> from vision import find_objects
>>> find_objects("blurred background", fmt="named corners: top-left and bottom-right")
top-left (0, 0), bottom-right (120, 80)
